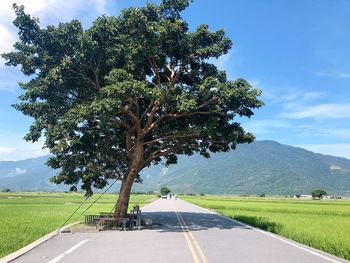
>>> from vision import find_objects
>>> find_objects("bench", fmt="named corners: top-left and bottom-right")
top-left (97, 217), bottom-right (129, 231)
top-left (85, 214), bottom-right (100, 225)
top-left (85, 205), bottom-right (142, 231)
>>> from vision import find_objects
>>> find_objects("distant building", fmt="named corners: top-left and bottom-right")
top-left (294, 194), bottom-right (312, 199)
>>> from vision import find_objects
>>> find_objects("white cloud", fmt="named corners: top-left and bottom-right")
top-left (296, 125), bottom-right (350, 139)
top-left (14, 167), bottom-right (26, 174)
top-left (299, 144), bottom-right (350, 160)
top-left (6, 167), bottom-right (27, 177)
top-left (338, 73), bottom-right (350, 78)
top-left (243, 119), bottom-right (290, 134)
top-left (281, 103), bottom-right (350, 120)
top-left (208, 49), bottom-right (236, 71)
top-left (0, 132), bottom-right (49, 161)
top-left (0, 0), bottom-right (110, 56)
top-left (260, 84), bottom-right (324, 105)
top-left (0, 147), bottom-right (15, 153)
top-left (311, 70), bottom-right (350, 79)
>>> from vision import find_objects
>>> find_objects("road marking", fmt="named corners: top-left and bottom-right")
top-left (48, 239), bottom-right (89, 263)
top-left (177, 211), bottom-right (208, 263)
top-left (188, 200), bottom-right (342, 263)
top-left (172, 204), bottom-right (200, 263)
top-left (171, 200), bottom-right (208, 263)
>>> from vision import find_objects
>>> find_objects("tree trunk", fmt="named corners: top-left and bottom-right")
top-left (114, 144), bottom-right (143, 217)
top-left (114, 175), bottom-right (134, 217)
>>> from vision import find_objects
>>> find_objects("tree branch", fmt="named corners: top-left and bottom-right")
top-left (120, 106), bottom-right (142, 135)
top-left (143, 110), bottom-right (221, 136)
top-left (143, 131), bottom-right (198, 146)
top-left (148, 57), bottom-right (161, 88)
top-left (142, 101), bottom-right (159, 134)
top-left (69, 68), bottom-right (99, 90)
top-left (140, 101), bottom-right (154, 121)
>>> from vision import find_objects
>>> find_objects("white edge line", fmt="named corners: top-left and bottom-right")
top-left (180, 199), bottom-right (344, 263)
top-left (48, 239), bottom-right (89, 263)
top-left (0, 222), bottom-right (81, 263)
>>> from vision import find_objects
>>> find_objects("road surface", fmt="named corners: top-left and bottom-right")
top-left (10, 198), bottom-right (349, 263)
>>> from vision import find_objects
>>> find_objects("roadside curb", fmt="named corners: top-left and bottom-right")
top-left (0, 222), bottom-right (81, 263)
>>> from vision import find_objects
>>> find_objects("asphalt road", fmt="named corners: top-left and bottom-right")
top-left (10, 198), bottom-right (349, 263)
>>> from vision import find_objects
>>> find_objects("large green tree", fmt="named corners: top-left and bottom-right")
top-left (2, 0), bottom-right (263, 217)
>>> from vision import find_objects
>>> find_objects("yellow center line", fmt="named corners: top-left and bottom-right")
top-left (171, 201), bottom-right (200, 263)
top-left (171, 200), bottom-right (208, 263)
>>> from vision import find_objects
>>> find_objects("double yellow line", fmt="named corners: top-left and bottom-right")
top-left (171, 200), bottom-right (208, 263)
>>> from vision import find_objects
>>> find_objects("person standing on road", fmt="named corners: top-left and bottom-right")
top-left (175, 194), bottom-right (177, 200)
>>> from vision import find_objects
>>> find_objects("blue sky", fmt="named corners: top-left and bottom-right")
top-left (0, 0), bottom-right (349, 161)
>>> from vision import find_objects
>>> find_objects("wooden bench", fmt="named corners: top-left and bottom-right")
top-left (85, 214), bottom-right (100, 225)
top-left (97, 217), bottom-right (129, 231)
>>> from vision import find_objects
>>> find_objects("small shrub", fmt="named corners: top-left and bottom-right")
top-left (200, 193), bottom-right (205, 196)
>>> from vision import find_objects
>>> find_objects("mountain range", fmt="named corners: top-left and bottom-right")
top-left (1, 140), bottom-right (350, 195)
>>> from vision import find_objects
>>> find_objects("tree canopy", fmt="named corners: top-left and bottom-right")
top-left (312, 190), bottom-right (326, 199)
top-left (2, 0), bottom-right (263, 216)
top-left (160, 186), bottom-right (171, 195)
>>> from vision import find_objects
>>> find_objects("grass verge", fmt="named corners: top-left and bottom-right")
top-left (0, 192), bottom-right (155, 258)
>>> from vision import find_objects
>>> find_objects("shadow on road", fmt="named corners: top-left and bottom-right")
top-left (142, 211), bottom-right (258, 233)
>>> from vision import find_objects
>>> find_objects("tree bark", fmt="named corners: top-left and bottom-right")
top-left (114, 174), bottom-right (135, 217)
top-left (114, 144), bottom-right (144, 217)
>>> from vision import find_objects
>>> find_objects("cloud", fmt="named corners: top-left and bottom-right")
top-left (259, 82), bottom-right (324, 105)
top-left (0, 0), bottom-right (110, 56)
top-left (0, 147), bottom-right (15, 153)
top-left (0, 132), bottom-right (49, 161)
top-left (299, 144), bottom-right (350, 160)
top-left (6, 167), bottom-right (27, 178)
top-left (311, 70), bottom-right (350, 79)
top-left (296, 125), bottom-right (350, 139)
top-left (14, 168), bottom-right (26, 175)
top-left (280, 103), bottom-right (350, 120)
top-left (243, 119), bottom-right (290, 134)
top-left (207, 49), bottom-right (236, 71)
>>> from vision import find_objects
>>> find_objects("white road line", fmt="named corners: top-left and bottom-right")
top-left (184, 200), bottom-right (343, 263)
top-left (48, 239), bottom-right (89, 263)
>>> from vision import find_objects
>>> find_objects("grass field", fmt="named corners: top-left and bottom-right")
top-left (182, 196), bottom-right (350, 260)
top-left (0, 192), bottom-right (156, 258)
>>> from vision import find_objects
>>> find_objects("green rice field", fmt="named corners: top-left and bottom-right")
top-left (183, 196), bottom-right (350, 260)
top-left (0, 192), bottom-right (156, 258)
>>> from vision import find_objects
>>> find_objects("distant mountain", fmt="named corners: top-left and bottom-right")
top-left (0, 156), bottom-right (68, 192)
top-left (1, 140), bottom-right (350, 195)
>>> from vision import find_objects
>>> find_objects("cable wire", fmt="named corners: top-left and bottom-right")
top-left (57, 179), bottom-right (119, 231)
top-left (57, 195), bottom-right (89, 232)
top-left (70, 179), bottom-right (118, 225)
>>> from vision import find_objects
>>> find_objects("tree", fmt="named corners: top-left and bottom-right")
top-left (160, 186), bottom-right (171, 195)
top-left (2, 0), bottom-right (263, 217)
top-left (312, 190), bottom-right (326, 199)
